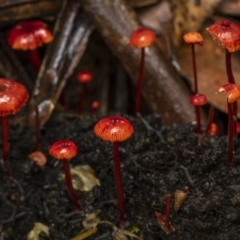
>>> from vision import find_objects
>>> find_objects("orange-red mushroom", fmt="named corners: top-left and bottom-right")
top-left (94, 116), bottom-right (134, 224)
top-left (49, 139), bottom-right (81, 211)
top-left (129, 28), bottom-right (156, 116)
top-left (7, 20), bottom-right (53, 72)
top-left (0, 78), bottom-right (29, 177)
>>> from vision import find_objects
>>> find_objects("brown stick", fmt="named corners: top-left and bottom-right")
top-left (81, 0), bottom-right (196, 125)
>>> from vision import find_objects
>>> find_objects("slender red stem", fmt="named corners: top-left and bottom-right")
top-left (134, 48), bottom-right (145, 117)
top-left (191, 44), bottom-right (198, 94)
top-left (62, 159), bottom-right (81, 210)
top-left (113, 141), bottom-right (125, 224)
top-left (1, 116), bottom-right (11, 177)
top-left (165, 195), bottom-right (171, 228)
top-left (226, 49), bottom-right (237, 137)
top-left (205, 106), bottom-right (214, 135)
top-left (227, 102), bottom-right (234, 170)
top-left (29, 49), bottom-right (41, 72)
top-left (195, 105), bottom-right (201, 134)
top-left (78, 83), bottom-right (87, 114)
top-left (34, 105), bottom-right (40, 151)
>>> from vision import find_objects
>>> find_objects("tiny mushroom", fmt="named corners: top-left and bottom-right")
top-left (77, 71), bottom-right (93, 114)
top-left (7, 20), bottom-right (53, 72)
top-left (129, 28), bottom-right (156, 116)
top-left (94, 116), bottom-right (134, 224)
top-left (0, 78), bottom-right (29, 177)
top-left (49, 139), bottom-right (81, 210)
top-left (217, 83), bottom-right (240, 169)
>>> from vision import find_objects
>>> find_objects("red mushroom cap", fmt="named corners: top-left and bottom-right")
top-left (49, 140), bottom-right (77, 160)
top-left (129, 28), bottom-right (156, 48)
top-left (183, 32), bottom-right (203, 45)
top-left (91, 101), bottom-right (99, 109)
top-left (94, 116), bottom-right (134, 142)
top-left (7, 20), bottom-right (53, 51)
top-left (206, 123), bottom-right (220, 136)
top-left (206, 19), bottom-right (240, 52)
top-left (189, 94), bottom-right (207, 106)
top-left (218, 83), bottom-right (240, 103)
top-left (0, 78), bottom-right (29, 116)
top-left (77, 71), bottom-right (93, 83)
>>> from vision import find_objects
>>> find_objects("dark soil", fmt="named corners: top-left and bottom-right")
top-left (1, 113), bottom-right (240, 240)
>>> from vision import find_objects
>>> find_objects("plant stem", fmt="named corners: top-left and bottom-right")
top-left (62, 159), bottom-right (81, 210)
top-left (226, 49), bottom-right (237, 136)
top-left (113, 141), bottom-right (125, 224)
top-left (34, 105), bottom-right (40, 151)
top-left (134, 48), bottom-right (145, 117)
top-left (165, 195), bottom-right (171, 228)
top-left (195, 105), bottom-right (201, 134)
top-left (29, 49), bottom-right (41, 72)
top-left (191, 44), bottom-right (198, 94)
top-left (78, 83), bottom-right (87, 114)
top-left (1, 116), bottom-right (11, 177)
top-left (227, 102), bottom-right (234, 170)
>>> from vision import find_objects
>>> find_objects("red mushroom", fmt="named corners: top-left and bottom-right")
top-left (183, 32), bottom-right (205, 134)
top-left (77, 71), bottom-right (93, 114)
top-left (217, 83), bottom-right (240, 169)
top-left (189, 93), bottom-right (207, 133)
top-left (129, 28), bottom-right (156, 116)
top-left (49, 139), bottom-right (81, 211)
top-left (207, 19), bottom-right (240, 136)
top-left (91, 101), bottom-right (99, 115)
top-left (0, 78), bottom-right (29, 177)
top-left (7, 20), bottom-right (53, 72)
top-left (94, 116), bottom-right (134, 224)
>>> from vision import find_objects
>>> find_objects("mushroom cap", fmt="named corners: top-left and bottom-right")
top-left (0, 78), bottom-right (29, 116)
top-left (7, 20), bottom-right (53, 51)
top-left (183, 32), bottom-right (203, 45)
top-left (77, 71), bottom-right (93, 83)
top-left (206, 19), bottom-right (240, 52)
top-left (94, 116), bottom-right (134, 142)
top-left (218, 83), bottom-right (240, 103)
top-left (49, 140), bottom-right (78, 160)
top-left (129, 28), bottom-right (156, 48)
top-left (189, 93), bottom-right (207, 106)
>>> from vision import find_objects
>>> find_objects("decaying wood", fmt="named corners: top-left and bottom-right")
top-left (81, 0), bottom-right (196, 125)
top-left (216, 0), bottom-right (240, 16)
top-left (27, 2), bottom-right (93, 125)
top-left (0, 1), bottom-right (61, 22)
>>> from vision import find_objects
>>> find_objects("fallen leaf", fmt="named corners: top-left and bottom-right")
top-left (27, 222), bottom-right (49, 240)
top-left (70, 165), bottom-right (101, 191)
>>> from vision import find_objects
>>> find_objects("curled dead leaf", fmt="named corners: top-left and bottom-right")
top-left (27, 222), bottom-right (49, 240)
top-left (70, 165), bottom-right (101, 191)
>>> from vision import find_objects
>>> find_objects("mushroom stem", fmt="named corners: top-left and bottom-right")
top-left (195, 105), bottom-right (201, 134)
top-left (165, 195), bottom-right (171, 229)
top-left (1, 116), bottom-right (11, 177)
top-left (78, 83), bottom-right (87, 114)
top-left (191, 44), bottom-right (198, 94)
top-left (29, 49), bottom-right (41, 72)
top-left (113, 141), bottom-right (125, 224)
top-left (226, 49), bottom-right (237, 136)
top-left (227, 102), bottom-right (234, 170)
top-left (34, 105), bottom-right (40, 151)
top-left (62, 159), bottom-right (81, 211)
top-left (135, 48), bottom-right (145, 117)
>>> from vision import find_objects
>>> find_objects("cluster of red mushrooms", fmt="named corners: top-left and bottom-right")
top-left (1, 17), bottom-right (240, 234)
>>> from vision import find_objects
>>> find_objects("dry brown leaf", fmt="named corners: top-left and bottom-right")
top-left (27, 222), bottom-right (49, 240)
top-left (177, 22), bottom-right (240, 116)
top-left (70, 165), bottom-right (101, 191)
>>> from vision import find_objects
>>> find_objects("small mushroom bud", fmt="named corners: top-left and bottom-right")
top-left (174, 189), bottom-right (188, 212)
